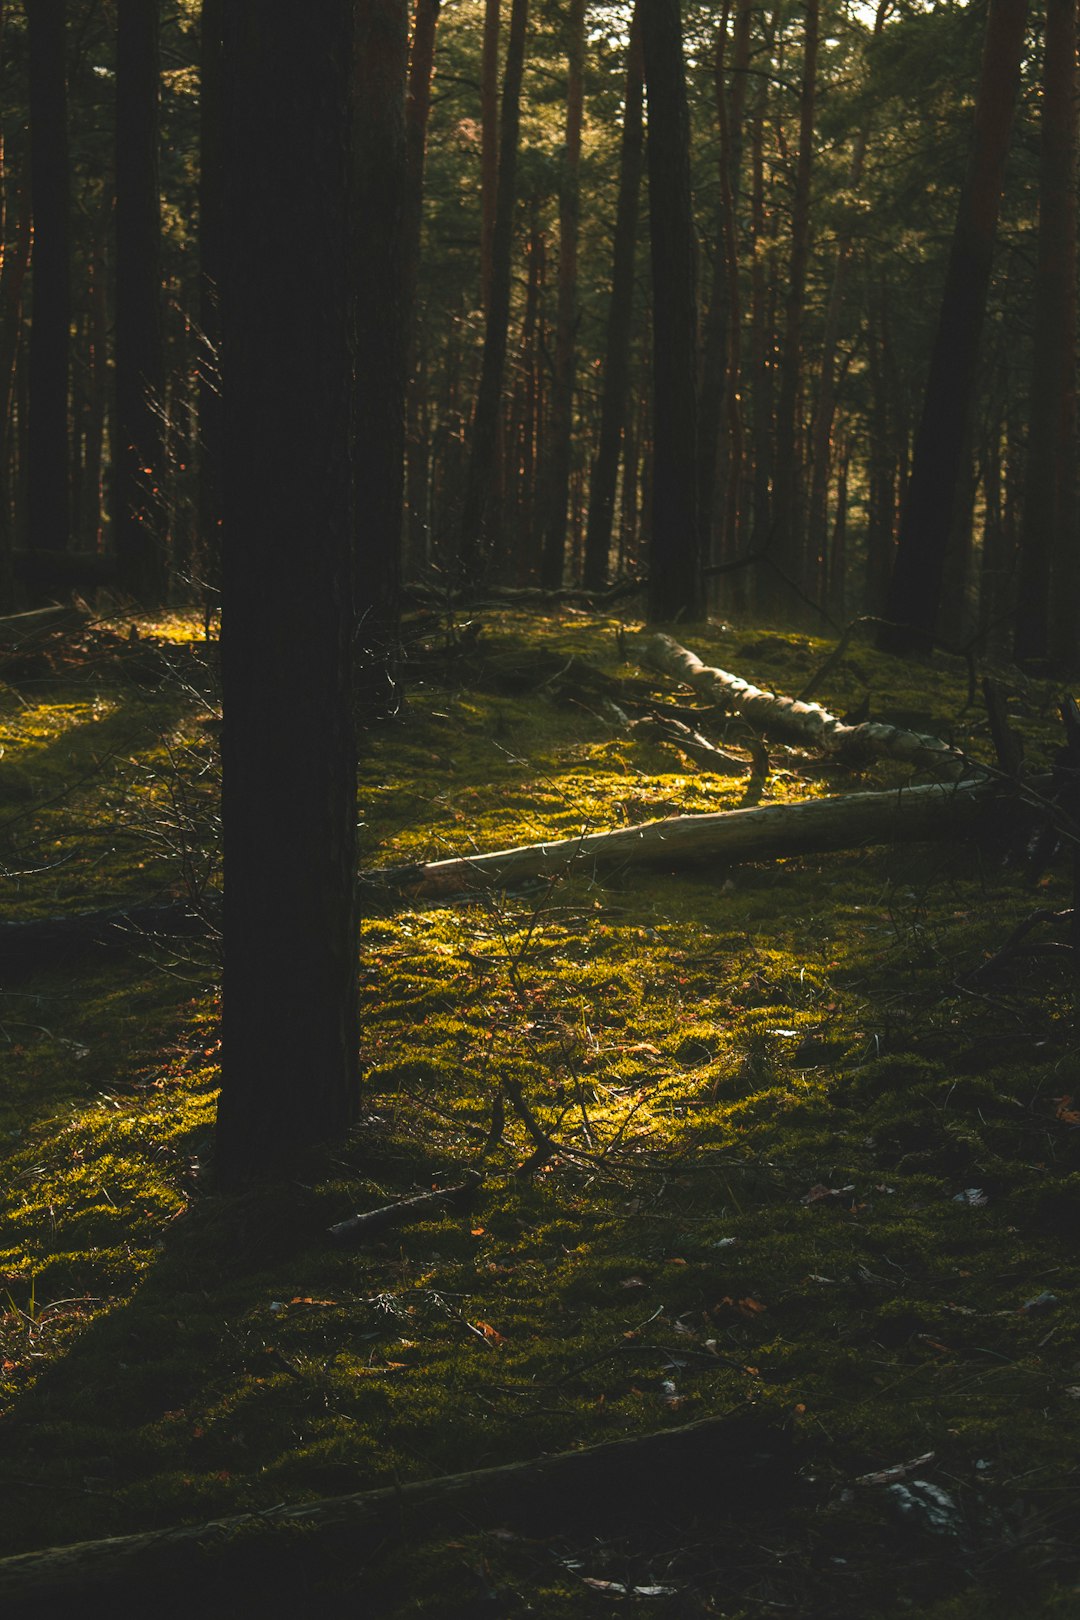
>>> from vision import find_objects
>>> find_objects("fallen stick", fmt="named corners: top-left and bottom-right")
top-left (0, 603), bottom-right (87, 646)
top-left (632, 631), bottom-right (976, 779)
top-left (0, 1408), bottom-right (788, 1613)
top-left (327, 1172), bottom-right (482, 1244)
top-left (364, 777), bottom-right (997, 898)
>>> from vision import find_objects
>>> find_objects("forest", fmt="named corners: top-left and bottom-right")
top-left (1, 0), bottom-right (1079, 1614)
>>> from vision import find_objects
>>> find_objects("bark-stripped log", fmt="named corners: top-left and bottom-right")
top-left (365, 778), bottom-right (996, 898)
top-left (0, 1410), bottom-right (787, 1613)
top-left (632, 632), bottom-right (976, 779)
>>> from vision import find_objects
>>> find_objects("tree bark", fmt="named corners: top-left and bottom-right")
top-left (196, 0), bottom-right (224, 611)
top-left (367, 777), bottom-right (997, 900)
top-left (216, 4), bottom-right (360, 1189)
top-left (642, 0), bottom-right (704, 622)
top-left (25, 0), bottom-right (70, 557)
top-left (457, 0), bottom-right (528, 579)
top-left (538, 0), bottom-right (586, 591)
top-left (583, 3), bottom-right (644, 591)
top-left (880, 0), bottom-right (1029, 655)
top-left (403, 0), bottom-right (441, 573)
top-left (480, 0), bottom-right (500, 308)
top-left (115, 0), bottom-right (166, 606)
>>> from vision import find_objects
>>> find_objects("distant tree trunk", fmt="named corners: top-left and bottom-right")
top-left (115, 0), bottom-right (166, 606)
top-left (78, 203), bottom-right (108, 552)
top-left (354, 0), bottom-right (407, 705)
top-left (403, 0), bottom-right (440, 573)
top-left (1014, 0), bottom-right (1078, 665)
top-left (217, 2), bottom-right (360, 1189)
top-left (766, 0), bottom-right (818, 618)
top-left (0, 115), bottom-right (31, 603)
top-left (583, 2), bottom-right (643, 591)
top-left (747, 61), bottom-right (774, 581)
top-left (197, 0), bottom-right (224, 609)
top-left (880, 0), bottom-right (1029, 655)
top-left (642, 0), bottom-right (703, 622)
top-left (457, 0), bottom-right (528, 580)
top-left (538, 0), bottom-right (585, 591)
top-left (827, 442), bottom-right (849, 619)
top-left (480, 0), bottom-right (500, 308)
top-left (25, 0), bottom-right (70, 558)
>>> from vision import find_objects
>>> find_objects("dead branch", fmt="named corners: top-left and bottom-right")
top-left (327, 1173), bottom-right (483, 1244)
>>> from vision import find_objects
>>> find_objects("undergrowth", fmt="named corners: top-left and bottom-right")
top-left (0, 608), bottom-right (1078, 1616)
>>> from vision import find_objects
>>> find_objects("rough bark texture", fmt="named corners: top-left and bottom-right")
top-left (197, 0), bottom-right (224, 605)
top-left (457, 0), bottom-right (528, 579)
top-left (642, 0), bottom-right (704, 622)
top-left (216, 4), bottom-right (360, 1189)
top-left (0, 1411), bottom-right (785, 1614)
top-left (880, 0), bottom-right (1029, 655)
top-left (115, 0), bottom-right (166, 605)
top-left (633, 632), bottom-right (975, 777)
top-left (583, 4), bottom-right (643, 590)
top-left (366, 777), bottom-right (996, 899)
top-left (25, 0), bottom-right (70, 556)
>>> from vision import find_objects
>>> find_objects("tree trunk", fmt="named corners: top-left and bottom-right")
top-left (766, 0), bottom-right (818, 618)
top-left (0, 121), bottom-right (31, 603)
top-left (0, 1411), bottom-right (784, 1614)
top-left (583, 3), bottom-right (644, 591)
top-left (25, 0), bottom-right (70, 557)
top-left (480, 0), bottom-right (500, 308)
top-left (369, 777), bottom-right (997, 900)
top-left (403, 0), bottom-right (441, 574)
top-left (880, 0), bottom-right (1029, 655)
top-left (457, 0), bottom-right (528, 580)
top-left (197, 0), bottom-right (224, 611)
top-left (642, 0), bottom-right (703, 622)
top-left (354, 0), bottom-right (408, 706)
top-left (538, 0), bottom-right (585, 591)
top-left (216, 4), bottom-right (360, 1189)
top-left (1014, 0), bottom-right (1078, 664)
top-left (115, 0), bottom-right (166, 606)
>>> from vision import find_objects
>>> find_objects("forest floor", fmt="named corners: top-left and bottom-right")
top-left (0, 605), bottom-right (1078, 1617)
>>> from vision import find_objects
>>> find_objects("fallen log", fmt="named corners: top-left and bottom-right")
top-left (364, 777), bottom-right (997, 898)
top-left (0, 603), bottom-right (88, 646)
top-left (632, 631), bottom-right (976, 779)
top-left (0, 901), bottom-right (217, 978)
top-left (0, 1408), bottom-right (788, 1614)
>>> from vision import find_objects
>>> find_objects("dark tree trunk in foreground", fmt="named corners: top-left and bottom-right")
top-left (538, 0), bottom-right (585, 590)
top-left (354, 0), bottom-right (407, 703)
top-left (26, 0), bottom-right (70, 556)
top-left (217, 4), bottom-right (360, 1189)
top-left (583, 3), bottom-right (644, 591)
top-left (197, 0), bottom-right (224, 607)
top-left (115, 0), bottom-right (165, 605)
top-left (642, 0), bottom-right (704, 622)
top-left (880, 0), bottom-right (1029, 655)
top-left (457, 0), bottom-right (528, 579)
top-left (1014, 0), bottom-right (1078, 665)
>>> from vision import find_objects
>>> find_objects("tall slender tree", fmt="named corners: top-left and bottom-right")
top-left (403, 0), bottom-right (441, 569)
top-left (25, 0), bottom-right (70, 559)
top-left (583, 2), bottom-right (644, 591)
top-left (538, 0), bottom-right (586, 591)
top-left (115, 0), bottom-right (165, 605)
top-left (197, 0), bottom-right (224, 609)
top-left (880, 0), bottom-right (1029, 655)
top-left (216, 2), bottom-right (360, 1189)
top-left (354, 0), bottom-right (408, 703)
top-left (457, 0), bottom-right (528, 579)
top-left (1014, 0), bottom-right (1078, 664)
top-left (641, 0), bottom-right (703, 622)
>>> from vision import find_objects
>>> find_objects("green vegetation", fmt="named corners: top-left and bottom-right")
top-left (2, 611), bottom-right (1079, 1615)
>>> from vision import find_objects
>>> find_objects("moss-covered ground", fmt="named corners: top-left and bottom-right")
top-left (1, 608), bottom-right (1078, 1616)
